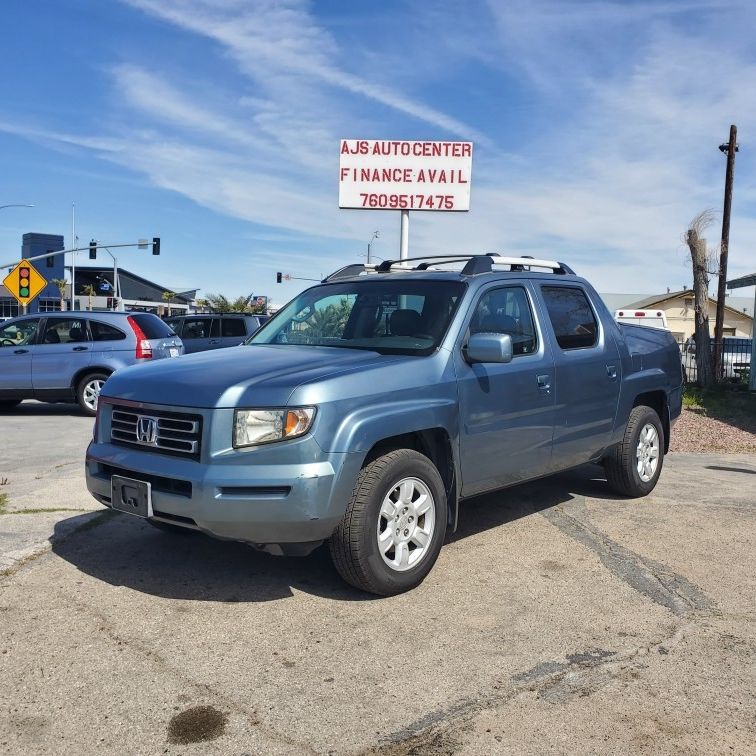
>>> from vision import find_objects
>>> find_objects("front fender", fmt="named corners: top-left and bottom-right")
top-left (327, 398), bottom-right (460, 454)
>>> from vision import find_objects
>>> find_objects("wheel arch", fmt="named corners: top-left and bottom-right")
top-left (632, 390), bottom-right (670, 453)
top-left (70, 365), bottom-right (113, 391)
top-left (363, 428), bottom-right (460, 532)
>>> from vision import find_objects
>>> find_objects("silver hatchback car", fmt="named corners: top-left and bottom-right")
top-left (0, 311), bottom-right (183, 415)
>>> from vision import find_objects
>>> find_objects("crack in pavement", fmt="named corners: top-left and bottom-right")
top-left (372, 502), bottom-right (718, 753)
top-left (541, 506), bottom-right (717, 617)
top-left (372, 618), bottom-right (707, 754)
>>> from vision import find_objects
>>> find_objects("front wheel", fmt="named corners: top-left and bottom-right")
top-left (604, 405), bottom-right (664, 497)
top-left (77, 372), bottom-right (109, 416)
top-left (329, 449), bottom-right (447, 596)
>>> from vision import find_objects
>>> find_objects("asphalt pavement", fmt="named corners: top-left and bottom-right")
top-left (0, 402), bottom-right (754, 754)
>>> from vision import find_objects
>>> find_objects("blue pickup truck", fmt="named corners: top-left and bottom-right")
top-left (86, 255), bottom-right (682, 595)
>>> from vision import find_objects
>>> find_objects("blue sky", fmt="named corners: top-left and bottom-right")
top-left (1, 0), bottom-right (755, 304)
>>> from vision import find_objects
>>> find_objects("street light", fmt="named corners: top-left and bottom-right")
top-left (0, 204), bottom-right (34, 211)
top-left (367, 230), bottom-right (380, 264)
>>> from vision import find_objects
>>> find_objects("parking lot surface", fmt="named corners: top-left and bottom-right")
top-left (0, 403), bottom-right (754, 754)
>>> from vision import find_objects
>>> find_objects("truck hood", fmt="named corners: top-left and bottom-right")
top-left (101, 344), bottom-right (404, 408)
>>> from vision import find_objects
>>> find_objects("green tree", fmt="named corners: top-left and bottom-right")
top-left (162, 290), bottom-right (176, 316)
top-left (51, 278), bottom-right (67, 310)
top-left (204, 293), bottom-right (258, 313)
top-left (82, 284), bottom-right (96, 311)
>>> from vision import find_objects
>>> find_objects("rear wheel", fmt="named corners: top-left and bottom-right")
top-left (329, 449), bottom-right (447, 596)
top-left (77, 372), bottom-right (109, 416)
top-left (604, 405), bottom-right (664, 497)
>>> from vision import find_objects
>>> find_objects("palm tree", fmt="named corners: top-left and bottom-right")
top-left (82, 284), bottom-right (96, 311)
top-left (51, 278), bottom-right (67, 310)
top-left (204, 293), bottom-right (256, 312)
top-left (162, 290), bottom-right (176, 317)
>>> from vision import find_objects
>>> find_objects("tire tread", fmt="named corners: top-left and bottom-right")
top-left (329, 449), bottom-right (444, 595)
top-left (604, 405), bottom-right (663, 497)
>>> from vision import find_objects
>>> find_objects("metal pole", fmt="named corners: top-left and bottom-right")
top-left (400, 210), bottom-right (409, 260)
top-left (71, 202), bottom-right (76, 311)
top-left (714, 124), bottom-right (737, 378)
top-left (113, 255), bottom-right (119, 310)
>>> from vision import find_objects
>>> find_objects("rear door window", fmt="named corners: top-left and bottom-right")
top-left (129, 313), bottom-right (176, 339)
top-left (541, 286), bottom-right (599, 350)
top-left (41, 318), bottom-right (89, 344)
top-left (90, 321), bottom-right (127, 341)
top-left (221, 318), bottom-right (246, 337)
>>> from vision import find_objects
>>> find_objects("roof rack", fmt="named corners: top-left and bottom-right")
top-left (376, 254), bottom-right (575, 276)
top-left (321, 255), bottom-right (575, 282)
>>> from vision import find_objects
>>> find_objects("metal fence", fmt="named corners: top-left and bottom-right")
top-left (678, 338), bottom-right (753, 384)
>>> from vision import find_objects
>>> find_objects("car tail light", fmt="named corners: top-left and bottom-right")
top-left (127, 315), bottom-right (153, 359)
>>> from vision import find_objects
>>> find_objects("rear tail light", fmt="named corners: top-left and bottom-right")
top-left (127, 316), bottom-right (153, 359)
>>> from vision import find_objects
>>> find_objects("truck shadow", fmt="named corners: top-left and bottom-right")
top-left (51, 464), bottom-right (616, 603)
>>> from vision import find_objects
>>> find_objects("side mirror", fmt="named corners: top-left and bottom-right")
top-left (465, 332), bottom-right (513, 364)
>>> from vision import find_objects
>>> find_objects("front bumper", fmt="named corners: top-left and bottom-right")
top-left (85, 437), bottom-right (363, 548)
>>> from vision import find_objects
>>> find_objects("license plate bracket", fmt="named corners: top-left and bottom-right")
top-left (111, 475), bottom-right (153, 518)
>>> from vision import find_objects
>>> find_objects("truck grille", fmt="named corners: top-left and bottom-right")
top-left (110, 406), bottom-right (202, 459)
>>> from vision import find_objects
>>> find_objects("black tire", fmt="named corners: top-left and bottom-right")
top-left (604, 405), bottom-right (664, 497)
top-left (329, 449), bottom-right (447, 596)
top-left (76, 372), bottom-right (110, 417)
top-left (0, 400), bottom-right (21, 411)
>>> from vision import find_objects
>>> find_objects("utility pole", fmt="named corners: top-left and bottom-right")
top-left (714, 124), bottom-right (738, 378)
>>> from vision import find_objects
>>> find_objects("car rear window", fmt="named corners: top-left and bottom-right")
top-left (129, 313), bottom-right (176, 339)
top-left (90, 320), bottom-right (126, 341)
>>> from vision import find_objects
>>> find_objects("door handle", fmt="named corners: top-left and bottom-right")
top-left (72, 346), bottom-right (89, 352)
top-left (13, 349), bottom-right (29, 355)
top-left (209, 339), bottom-right (220, 345)
top-left (537, 374), bottom-right (551, 392)
top-left (606, 364), bottom-right (618, 380)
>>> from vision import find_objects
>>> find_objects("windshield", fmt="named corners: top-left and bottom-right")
top-left (248, 279), bottom-right (466, 355)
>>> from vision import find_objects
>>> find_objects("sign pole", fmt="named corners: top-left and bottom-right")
top-left (400, 210), bottom-right (409, 261)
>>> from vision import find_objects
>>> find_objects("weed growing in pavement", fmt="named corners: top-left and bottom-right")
top-left (0, 477), bottom-right (8, 485)
top-left (0, 493), bottom-right (7, 515)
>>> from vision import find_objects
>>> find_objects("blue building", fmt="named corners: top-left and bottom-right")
top-left (0, 233), bottom-right (65, 317)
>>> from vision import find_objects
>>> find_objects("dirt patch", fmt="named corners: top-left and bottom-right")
top-left (671, 407), bottom-right (756, 453)
top-left (167, 705), bottom-right (228, 745)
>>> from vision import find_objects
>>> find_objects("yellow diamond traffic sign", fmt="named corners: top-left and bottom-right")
top-left (2, 259), bottom-right (48, 307)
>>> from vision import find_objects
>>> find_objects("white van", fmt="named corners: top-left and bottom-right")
top-left (614, 309), bottom-right (668, 330)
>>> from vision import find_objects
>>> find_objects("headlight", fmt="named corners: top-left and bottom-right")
top-left (233, 407), bottom-right (316, 448)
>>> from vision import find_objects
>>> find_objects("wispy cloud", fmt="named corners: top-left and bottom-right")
top-left (122, 0), bottom-right (487, 142)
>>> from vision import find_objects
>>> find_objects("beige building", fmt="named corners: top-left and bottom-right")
top-left (625, 291), bottom-right (753, 342)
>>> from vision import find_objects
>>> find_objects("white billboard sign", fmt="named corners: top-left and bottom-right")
top-left (339, 139), bottom-right (473, 212)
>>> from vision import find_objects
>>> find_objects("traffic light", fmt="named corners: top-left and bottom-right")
top-left (89, 240), bottom-right (97, 259)
top-left (152, 237), bottom-right (160, 255)
top-left (18, 266), bottom-right (30, 298)
top-left (276, 271), bottom-right (282, 283)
